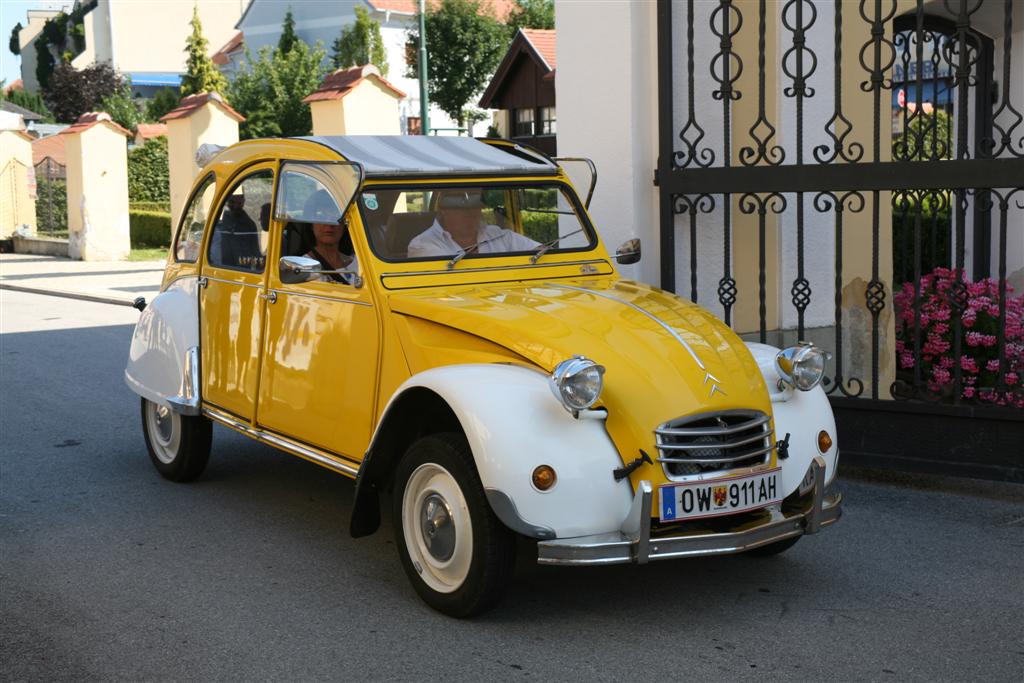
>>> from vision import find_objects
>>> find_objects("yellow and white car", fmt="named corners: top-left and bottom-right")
top-left (125, 136), bottom-right (841, 617)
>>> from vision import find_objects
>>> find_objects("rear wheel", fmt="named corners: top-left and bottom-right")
top-left (392, 433), bottom-right (514, 617)
top-left (141, 398), bottom-right (212, 482)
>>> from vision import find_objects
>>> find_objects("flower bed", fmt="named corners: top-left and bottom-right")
top-left (894, 267), bottom-right (1024, 407)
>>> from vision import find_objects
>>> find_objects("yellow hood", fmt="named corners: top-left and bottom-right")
top-left (389, 279), bottom-right (772, 474)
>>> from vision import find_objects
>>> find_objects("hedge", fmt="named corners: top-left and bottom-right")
top-left (130, 209), bottom-right (172, 248)
top-left (128, 137), bottom-right (170, 204)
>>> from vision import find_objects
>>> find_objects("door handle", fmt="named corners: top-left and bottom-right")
top-left (259, 290), bottom-right (278, 304)
top-left (198, 276), bottom-right (208, 289)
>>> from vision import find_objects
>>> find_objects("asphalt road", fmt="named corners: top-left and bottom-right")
top-left (2, 289), bottom-right (1023, 682)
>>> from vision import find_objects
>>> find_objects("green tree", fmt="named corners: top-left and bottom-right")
top-left (146, 87), bottom-right (181, 121)
top-left (9, 22), bottom-right (22, 55)
top-left (228, 39), bottom-right (327, 139)
top-left (406, 0), bottom-right (508, 127)
top-left (331, 5), bottom-right (389, 75)
top-left (278, 8), bottom-right (299, 55)
top-left (1, 87), bottom-right (54, 122)
top-left (893, 110), bottom-right (953, 161)
top-left (100, 83), bottom-right (141, 133)
top-left (180, 6), bottom-right (227, 96)
top-left (508, 0), bottom-right (554, 30)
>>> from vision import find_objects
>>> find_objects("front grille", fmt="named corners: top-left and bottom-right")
top-left (655, 410), bottom-right (773, 479)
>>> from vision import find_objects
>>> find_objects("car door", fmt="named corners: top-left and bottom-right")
top-left (200, 165), bottom-right (275, 421)
top-left (255, 162), bottom-right (379, 463)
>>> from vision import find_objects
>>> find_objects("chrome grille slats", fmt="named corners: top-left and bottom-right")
top-left (655, 410), bottom-right (773, 480)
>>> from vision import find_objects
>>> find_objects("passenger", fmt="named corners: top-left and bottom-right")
top-left (303, 190), bottom-right (358, 285)
top-left (211, 191), bottom-right (260, 269)
top-left (407, 190), bottom-right (539, 258)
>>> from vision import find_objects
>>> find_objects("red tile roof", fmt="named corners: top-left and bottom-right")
top-left (521, 29), bottom-right (556, 70)
top-left (212, 31), bottom-right (244, 66)
top-left (160, 92), bottom-right (245, 123)
top-left (135, 123), bottom-right (168, 140)
top-left (32, 133), bottom-right (67, 166)
top-left (366, 0), bottom-right (516, 20)
top-left (303, 64), bottom-right (406, 103)
top-left (4, 79), bottom-right (24, 94)
top-left (59, 112), bottom-right (132, 138)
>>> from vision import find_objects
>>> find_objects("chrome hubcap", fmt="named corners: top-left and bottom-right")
top-left (154, 404), bottom-right (173, 444)
top-left (145, 400), bottom-right (180, 465)
top-left (420, 493), bottom-right (455, 561)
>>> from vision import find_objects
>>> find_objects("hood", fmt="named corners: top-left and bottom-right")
top-left (388, 279), bottom-right (772, 458)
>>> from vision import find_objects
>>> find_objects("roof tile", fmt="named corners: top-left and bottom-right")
top-left (160, 92), bottom-right (245, 123)
top-left (59, 112), bottom-right (132, 138)
top-left (303, 65), bottom-right (406, 103)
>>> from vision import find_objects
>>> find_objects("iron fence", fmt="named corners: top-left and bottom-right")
top-left (34, 157), bottom-right (67, 236)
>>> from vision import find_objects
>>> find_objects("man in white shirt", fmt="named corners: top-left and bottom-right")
top-left (407, 189), bottom-right (539, 258)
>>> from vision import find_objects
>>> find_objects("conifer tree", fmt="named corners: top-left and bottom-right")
top-left (278, 8), bottom-right (299, 55)
top-left (331, 6), bottom-right (389, 75)
top-left (180, 6), bottom-right (227, 97)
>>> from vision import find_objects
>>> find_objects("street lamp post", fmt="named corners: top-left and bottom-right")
top-left (418, 0), bottom-right (430, 135)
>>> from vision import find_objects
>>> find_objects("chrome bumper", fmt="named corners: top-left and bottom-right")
top-left (537, 455), bottom-right (841, 566)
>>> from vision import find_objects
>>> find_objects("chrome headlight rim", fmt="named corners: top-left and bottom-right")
top-left (774, 342), bottom-right (830, 391)
top-left (549, 355), bottom-right (606, 415)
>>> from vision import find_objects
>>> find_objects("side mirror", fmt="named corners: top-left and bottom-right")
top-left (279, 255), bottom-right (322, 284)
top-left (615, 238), bottom-right (641, 265)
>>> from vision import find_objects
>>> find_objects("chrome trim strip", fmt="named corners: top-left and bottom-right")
top-left (656, 444), bottom-right (775, 464)
top-left (656, 413), bottom-right (771, 437)
top-left (166, 346), bottom-right (202, 416)
top-left (655, 430), bottom-right (772, 451)
top-left (545, 283), bottom-right (706, 371)
top-left (270, 289), bottom-right (373, 307)
top-left (537, 464), bottom-right (842, 566)
top-left (381, 258), bottom-right (610, 279)
top-left (202, 275), bottom-right (264, 289)
top-left (203, 407), bottom-right (359, 477)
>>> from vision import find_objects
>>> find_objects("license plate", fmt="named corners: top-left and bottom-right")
top-left (659, 468), bottom-right (781, 522)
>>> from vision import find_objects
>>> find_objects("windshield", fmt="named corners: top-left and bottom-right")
top-left (357, 182), bottom-right (596, 263)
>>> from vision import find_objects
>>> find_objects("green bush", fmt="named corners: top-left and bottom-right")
top-left (521, 211), bottom-right (557, 244)
top-left (128, 137), bottom-right (169, 203)
top-left (131, 201), bottom-right (171, 213)
top-left (130, 209), bottom-right (172, 247)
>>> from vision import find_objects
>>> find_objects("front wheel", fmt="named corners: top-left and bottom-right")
top-left (392, 433), bottom-right (514, 618)
top-left (141, 398), bottom-right (212, 482)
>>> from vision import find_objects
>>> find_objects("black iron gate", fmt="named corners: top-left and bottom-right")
top-left (34, 157), bottom-right (67, 236)
top-left (655, 0), bottom-right (1024, 480)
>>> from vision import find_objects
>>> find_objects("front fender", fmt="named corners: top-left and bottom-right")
top-left (372, 364), bottom-right (633, 539)
top-left (745, 342), bottom-right (839, 496)
top-left (124, 277), bottom-right (200, 413)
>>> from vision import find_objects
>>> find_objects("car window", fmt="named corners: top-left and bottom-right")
top-left (207, 171), bottom-right (273, 273)
top-left (358, 183), bottom-right (594, 263)
top-left (174, 175), bottom-right (216, 263)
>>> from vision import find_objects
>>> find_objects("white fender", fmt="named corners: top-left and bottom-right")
top-left (124, 277), bottom-right (200, 413)
top-left (383, 364), bottom-right (633, 539)
top-left (745, 342), bottom-right (840, 496)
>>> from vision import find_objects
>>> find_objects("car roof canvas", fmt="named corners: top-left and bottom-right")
top-left (301, 135), bottom-right (556, 177)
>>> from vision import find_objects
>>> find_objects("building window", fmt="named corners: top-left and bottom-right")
top-left (514, 108), bottom-right (535, 137)
top-left (540, 106), bottom-right (556, 135)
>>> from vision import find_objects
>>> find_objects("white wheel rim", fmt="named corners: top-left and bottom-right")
top-left (145, 401), bottom-right (181, 465)
top-left (402, 463), bottom-right (473, 594)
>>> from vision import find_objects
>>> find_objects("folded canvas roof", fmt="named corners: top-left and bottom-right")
top-left (302, 135), bottom-right (557, 177)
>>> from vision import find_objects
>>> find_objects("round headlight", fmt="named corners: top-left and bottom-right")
top-left (775, 342), bottom-right (830, 391)
top-left (549, 356), bottom-right (605, 414)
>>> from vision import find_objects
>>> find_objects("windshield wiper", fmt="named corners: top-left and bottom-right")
top-left (446, 233), bottom-right (508, 270)
top-left (529, 228), bottom-right (586, 264)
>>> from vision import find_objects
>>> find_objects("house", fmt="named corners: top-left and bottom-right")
top-left (227, 0), bottom-right (516, 134)
top-left (479, 28), bottom-right (556, 155)
top-left (18, 1), bottom-right (247, 96)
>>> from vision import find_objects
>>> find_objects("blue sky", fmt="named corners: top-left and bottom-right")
top-left (1, 1), bottom-right (73, 86)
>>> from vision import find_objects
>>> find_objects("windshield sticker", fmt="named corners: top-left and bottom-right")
top-left (363, 194), bottom-right (379, 211)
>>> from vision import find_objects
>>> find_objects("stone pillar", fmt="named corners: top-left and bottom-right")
top-left (60, 112), bottom-right (131, 260)
top-left (305, 65), bottom-right (405, 137)
top-left (0, 124), bottom-right (37, 238)
top-left (162, 92), bottom-right (243, 227)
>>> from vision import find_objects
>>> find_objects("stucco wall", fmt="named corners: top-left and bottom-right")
top-left (167, 104), bottom-right (240, 226)
top-left (18, 10), bottom-right (63, 93)
top-left (0, 131), bottom-right (37, 237)
top-left (64, 123), bottom-right (130, 260)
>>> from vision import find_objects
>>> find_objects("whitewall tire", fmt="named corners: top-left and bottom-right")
top-left (141, 398), bottom-right (212, 482)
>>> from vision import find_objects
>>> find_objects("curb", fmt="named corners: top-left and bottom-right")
top-left (0, 282), bottom-right (136, 307)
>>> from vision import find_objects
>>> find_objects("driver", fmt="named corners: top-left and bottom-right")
top-left (407, 190), bottom-right (539, 258)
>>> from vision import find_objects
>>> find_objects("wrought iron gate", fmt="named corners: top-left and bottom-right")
top-left (655, 0), bottom-right (1024, 480)
top-left (34, 157), bottom-right (67, 236)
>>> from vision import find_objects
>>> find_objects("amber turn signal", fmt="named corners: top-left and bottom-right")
top-left (532, 465), bottom-right (557, 491)
top-left (817, 430), bottom-right (833, 453)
